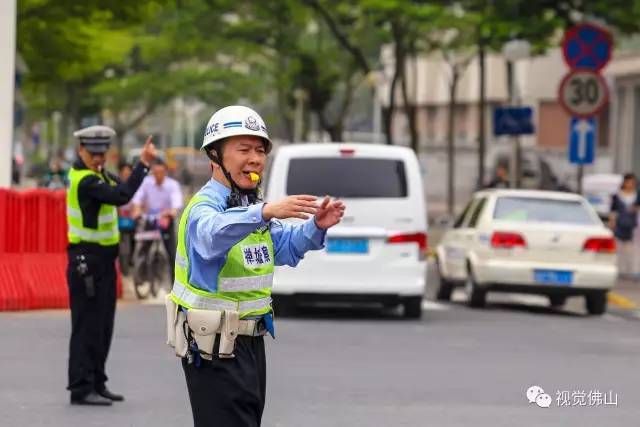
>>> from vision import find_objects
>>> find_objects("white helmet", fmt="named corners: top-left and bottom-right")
top-left (201, 105), bottom-right (272, 153)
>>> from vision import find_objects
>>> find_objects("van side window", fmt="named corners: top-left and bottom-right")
top-left (453, 201), bottom-right (474, 228)
top-left (467, 197), bottom-right (487, 228)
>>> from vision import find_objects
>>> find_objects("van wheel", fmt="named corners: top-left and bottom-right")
top-left (585, 292), bottom-right (607, 315)
top-left (403, 297), bottom-right (423, 319)
top-left (436, 261), bottom-right (453, 301)
top-left (465, 267), bottom-right (486, 308)
top-left (548, 295), bottom-right (567, 308)
top-left (272, 295), bottom-right (292, 318)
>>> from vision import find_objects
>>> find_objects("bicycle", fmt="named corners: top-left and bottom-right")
top-left (131, 213), bottom-right (171, 299)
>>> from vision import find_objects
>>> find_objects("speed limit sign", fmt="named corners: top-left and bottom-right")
top-left (558, 69), bottom-right (609, 118)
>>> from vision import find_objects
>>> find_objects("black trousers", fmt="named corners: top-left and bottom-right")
top-left (67, 253), bottom-right (117, 398)
top-left (182, 335), bottom-right (266, 427)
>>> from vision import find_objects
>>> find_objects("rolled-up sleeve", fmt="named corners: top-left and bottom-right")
top-left (189, 201), bottom-right (268, 260)
top-left (270, 218), bottom-right (326, 267)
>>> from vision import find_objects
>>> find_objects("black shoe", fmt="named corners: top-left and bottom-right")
top-left (70, 391), bottom-right (113, 406)
top-left (96, 387), bottom-right (125, 402)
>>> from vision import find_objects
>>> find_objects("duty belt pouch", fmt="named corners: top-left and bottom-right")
top-left (175, 310), bottom-right (188, 358)
top-left (219, 310), bottom-right (240, 359)
top-left (165, 296), bottom-right (178, 347)
top-left (187, 309), bottom-right (222, 361)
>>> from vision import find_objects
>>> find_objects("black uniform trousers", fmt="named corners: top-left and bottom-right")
top-left (182, 335), bottom-right (266, 427)
top-left (67, 252), bottom-right (117, 398)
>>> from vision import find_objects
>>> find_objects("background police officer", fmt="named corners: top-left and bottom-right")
top-left (67, 126), bottom-right (156, 406)
top-left (167, 106), bottom-right (345, 426)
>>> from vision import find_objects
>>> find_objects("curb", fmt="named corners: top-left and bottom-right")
top-left (608, 292), bottom-right (638, 310)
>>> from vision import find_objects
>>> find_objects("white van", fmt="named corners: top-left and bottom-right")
top-left (265, 143), bottom-right (428, 318)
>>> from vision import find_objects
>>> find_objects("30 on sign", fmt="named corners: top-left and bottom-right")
top-left (559, 69), bottom-right (609, 118)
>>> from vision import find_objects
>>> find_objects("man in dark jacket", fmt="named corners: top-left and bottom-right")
top-left (66, 126), bottom-right (156, 405)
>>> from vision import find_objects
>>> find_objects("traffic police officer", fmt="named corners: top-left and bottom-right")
top-left (67, 126), bottom-right (157, 406)
top-left (165, 106), bottom-right (345, 426)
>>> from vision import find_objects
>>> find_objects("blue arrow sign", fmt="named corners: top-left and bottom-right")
top-left (493, 106), bottom-right (535, 136)
top-left (569, 117), bottom-right (596, 164)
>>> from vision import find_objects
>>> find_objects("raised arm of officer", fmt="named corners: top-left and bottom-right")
top-left (79, 136), bottom-right (157, 206)
top-left (266, 195), bottom-right (345, 267)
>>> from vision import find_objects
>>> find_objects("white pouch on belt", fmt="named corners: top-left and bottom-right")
top-left (165, 295), bottom-right (178, 347)
top-left (175, 310), bottom-right (188, 358)
top-left (218, 310), bottom-right (240, 359)
top-left (186, 309), bottom-right (223, 360)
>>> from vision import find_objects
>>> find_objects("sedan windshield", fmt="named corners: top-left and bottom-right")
top-left (493, 197), bottom-right (597, 225)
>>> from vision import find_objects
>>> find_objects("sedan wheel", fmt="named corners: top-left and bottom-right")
top-left (585, 292), bottom-right (607, 315)
top-left (465, 267), bottom-right (486, 308)
top-left (435, 261), bottom-right (453, 301)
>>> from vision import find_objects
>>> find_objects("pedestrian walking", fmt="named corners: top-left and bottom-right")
top-left (66, 126), bottom-right (156, 405)
top-left (165, 105), bottom-right (345, 426)
top-left (609, 173), bottom-right (639, 279)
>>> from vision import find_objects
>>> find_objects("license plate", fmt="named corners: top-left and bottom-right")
top-left (326, 238), bottom-right (368, 254)
top-left (533, 269), bottom-right (573, 286)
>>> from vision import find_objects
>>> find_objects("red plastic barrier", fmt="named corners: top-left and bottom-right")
top-left (0, 188), bottom-right (122, 311)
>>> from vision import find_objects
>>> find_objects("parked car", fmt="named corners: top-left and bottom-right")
top-left (435, 189), bottom-right (617, 315)
top-left (485, 146), bottom-right (558, 190)
top-left (266, 143), bottom-right (428, 318)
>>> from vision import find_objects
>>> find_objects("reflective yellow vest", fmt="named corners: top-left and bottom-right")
top-left (66, 168), bottom-right (119, 246)
top-left (170, 195), bottom-right (274, 319)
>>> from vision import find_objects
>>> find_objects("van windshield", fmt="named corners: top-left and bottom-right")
top-left (286, 157), bottom-right (408, 198)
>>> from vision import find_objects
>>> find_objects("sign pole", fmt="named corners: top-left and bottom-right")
top-left (0, 0), bottom-right (16, 188)
top-left (560, 23), bottom-right (612, 192)
top-left (577, 164), bottom-right (583, 194)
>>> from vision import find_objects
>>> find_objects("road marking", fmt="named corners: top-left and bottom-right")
top-left (607, 293), bottom-right (638, 310)
top-left (602, 313), bottom-right (624, 322)
top-left (421, 300), bottom-right (451, 311)
top-left (452, 289), bottom-right (467, 303)
top-left (502, 294), bottom-right (549, 307)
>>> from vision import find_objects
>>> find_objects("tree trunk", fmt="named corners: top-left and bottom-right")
top-left (399, 43), bottom-right (418, 152)
top-left (447, 69), bottom-right (459, 216)
top-left (477, 39), bottom-right (486, 189)
top-left (384, 68), bottom-right (400, 145)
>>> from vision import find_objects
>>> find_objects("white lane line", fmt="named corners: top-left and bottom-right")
top-left (452, 289), bottom-right (467, 303)
top-left (602, 313), bottom-right (624, 322)
top-left (500, 294), bottom-right (549, 307)
top-left (421, 300), bottom-right (451, 311)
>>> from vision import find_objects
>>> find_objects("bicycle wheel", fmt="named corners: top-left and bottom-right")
top-left (150, 243), bottom-right (169, 297)
top-left (132, 247), bottom-right (152, 300)
top-left (118, 235), bottom-right (131, 277)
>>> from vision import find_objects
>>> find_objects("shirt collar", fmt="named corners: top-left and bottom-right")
top-left (207, 177), bottom-right (231, 198)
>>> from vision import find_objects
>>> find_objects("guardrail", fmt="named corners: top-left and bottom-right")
top-left (0, 188), bottom-right (122, 311)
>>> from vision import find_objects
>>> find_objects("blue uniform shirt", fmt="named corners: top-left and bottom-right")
top-left (185, 178), bottom-right (326, 293)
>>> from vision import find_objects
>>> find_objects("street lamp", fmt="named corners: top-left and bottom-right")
top-left (502, 39), bottom-right (531, 188)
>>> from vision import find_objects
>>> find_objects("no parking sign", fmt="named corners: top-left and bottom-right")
top-left (562, 23), bottom-right (612, 71)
